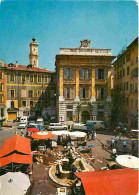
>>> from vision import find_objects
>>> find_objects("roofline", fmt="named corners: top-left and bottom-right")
top-left (60, 48), bottom-right (112, 50)
top-left (113, 37), bottom-right (138, 64)
top-left (56, 54), bottom-right (115, 57)
top-left (3, 64), bottom-right (55, 74)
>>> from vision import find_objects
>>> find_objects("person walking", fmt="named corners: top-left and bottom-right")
top-left (94, 131), bottom-right (96, 140)
top-left (15, 129), bottom-right (17, 135)
top-left (114, 136), bottom-right (118, 147)
top-left (92, 131), bottom-right (94, 140)
top-left (122, 140), bottom-right (127, 153)
top-left (21, 129), bottom-right (24, 137)
top-left (111, 138), bottom-right (115, 149)
top-left (87, 131), bottom-right (90, 140)
top-left (111, 148), bottom-right (117, 159)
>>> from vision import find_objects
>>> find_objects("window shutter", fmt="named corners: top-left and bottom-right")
top-left (80, 69), bottom-right (83, 79)
top-left (70, 88), bottom-right (74, 99)
top-left (85, 88), bottom-right (89, 98)
top-left (85, 69), bottom-right (89, 79)
top-left (104, 69), bottom-right (108, 79)
top-left (79, 88), bottom-right (83, 99)
top-left (21, 90), bottom-right (26, 98)
top-left (104, 88), bottom-right (107, 99)
top-left (88, 68), bottom-right (91, 79)
top-left (64, 88), bottom-right (67, 98)
top-left (95, 68), bottom-right (98, 79)
top-left (70, 69), bottom-right (73, 79)
top-left (98, 88), bottom-right (101, 99)
top-left (64, 68), bottom-right (67, 79)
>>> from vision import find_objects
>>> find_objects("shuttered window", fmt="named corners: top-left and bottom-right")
top-left (104, 69), bottom-right (108, 79)
top-left (29, 90), bottom-right (33, 98)
top-left (21, 90), bottom-right (27, 98)
top-left (98, 69), bottom-right (104, 79)
top-left (22, 74), bottom-right (26, 82)
top-left (97, 88), bottom-right (107, 99)
top-left (0, 73), bottom-right (3, 79)
top-left (30, 75), bottom-right (34, 82)
top-left (10, 74), bottom-right (15, 81)
top-left (80, 68), bottom-right (90, 79)
top-left (64, 88), bottom-right (74, 99)
top-left (95, 68), bottom-right (98, 79)
top-left (64, 68), bottom-right (73, 79)
top-left (11, 90), bottom-right (15, 98)
top-left (38, 75), bottom-right (42, 82)
top-left (79, 88), bottom-right (89, 99)
top-left (0, 84), bottom-right (3, 92)
top-left (0, 95), bottom-right (3, 103)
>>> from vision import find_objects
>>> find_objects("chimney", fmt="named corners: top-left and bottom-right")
top-left (15, 61), bottom-right (18, 67)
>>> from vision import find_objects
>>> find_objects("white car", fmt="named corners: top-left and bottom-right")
top-left (48, 123), bottom-right (68, 130)
top-left (18, 122), bottom-right (27, 129)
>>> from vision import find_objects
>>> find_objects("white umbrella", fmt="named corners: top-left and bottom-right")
top-left (116, 155), bottom-right (139, 170)
top-left (0, 172), bottom-right (31, 195)
top-left (69, 131), bottom-right (86, 138)
top-left (51, 130), bottom-right (69, 136)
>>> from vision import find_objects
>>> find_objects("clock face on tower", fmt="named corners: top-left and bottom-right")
top-left (84, 42), bottom-right (88, 47)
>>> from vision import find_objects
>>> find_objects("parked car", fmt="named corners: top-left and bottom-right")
top-left (20, 116), bottom-right (29, 125)
top-left (87, 120), bottom-right (105, 130)
top-left (72, 123), bottom-right (87, 131)
top-left (13, 117), bottom-right (21, 123)
top-left (48, 123), bottom-right (68, 130)
top-left (18, 122), bottom-right (27, 129)
top-left (28, 120), bottom-right (36, 126)
top-left (36, 118), bottom-right (44, 126)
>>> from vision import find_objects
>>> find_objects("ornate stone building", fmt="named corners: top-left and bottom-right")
top-left (55, 40), bottom-right (115, 123)
top-left (1, 38), bottom-right (56, 123)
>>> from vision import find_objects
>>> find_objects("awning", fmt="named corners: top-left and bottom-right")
top-left (0, 135), bottom-right (31, 157)
top-left (75, 169), bottom-right (138, 195)
top-left (0, 153), bottom-right (32, 167)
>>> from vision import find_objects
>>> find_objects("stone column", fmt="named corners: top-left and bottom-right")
top-left (59, 68), bottom-right (64, 101)
top-left (90, 68), bottom-right (96, 102)
top-left (106, 68), bottom-right (112, 102)
top-left (74, 67), bottom-right (80, 102)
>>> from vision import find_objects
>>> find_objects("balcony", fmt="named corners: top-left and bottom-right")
top-left (95, 79), bottom-right (107, 85)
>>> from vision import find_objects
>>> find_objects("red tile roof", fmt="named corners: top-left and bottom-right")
top-left (4, 63), bottom-right (54, 73)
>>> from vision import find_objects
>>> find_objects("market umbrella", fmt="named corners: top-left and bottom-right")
top-left (116, 155), bottom-right (139, 170)
top-left (0, 172), bottom-right (31, 195)
top-left (51, 130), bottom-right (69, 136)
top-left (31, 131), bottom-right (54, 140)
top-left (69, 131), bottom-right (86, 138)
top-left (27, 128), bottom-right (39, 132)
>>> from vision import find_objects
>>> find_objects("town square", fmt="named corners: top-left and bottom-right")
top-left (0, 1), bottom-right (138, 195)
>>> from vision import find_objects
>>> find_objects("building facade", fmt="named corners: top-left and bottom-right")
top-left (0, 60), bottom-right (6, 126)
top-left (56, 40), bottom-right (115, 123)
top-left (0, 38), bottom-right (56, 124)
top-left (113, 37), bottom-right (138, 129)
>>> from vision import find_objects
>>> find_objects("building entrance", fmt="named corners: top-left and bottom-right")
top-left (81, 111), bottom-right (90, 124)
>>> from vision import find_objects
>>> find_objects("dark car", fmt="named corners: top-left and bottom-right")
top-left (13, 117), bottom-right (20, 123)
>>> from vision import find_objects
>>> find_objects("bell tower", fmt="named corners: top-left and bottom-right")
top-left (29, 36), bottom-right (39, 67)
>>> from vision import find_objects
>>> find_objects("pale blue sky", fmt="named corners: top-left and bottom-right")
top-left (0, 0), bottom-right (138, 71)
